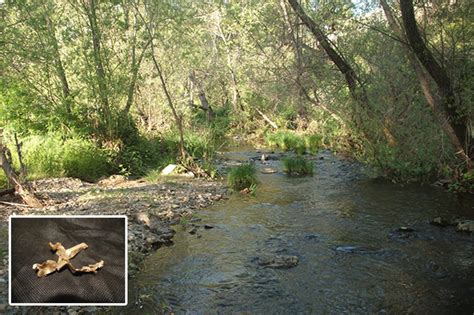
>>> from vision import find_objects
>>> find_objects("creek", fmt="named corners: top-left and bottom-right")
top-left (125, 149), bottom-right (474, 314)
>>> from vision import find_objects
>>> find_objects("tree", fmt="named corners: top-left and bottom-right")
top-left (382, 0), bottom-right (472, 169)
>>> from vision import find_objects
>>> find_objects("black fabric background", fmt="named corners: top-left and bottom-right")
top-left (10, 217), bottom-right (126, 304)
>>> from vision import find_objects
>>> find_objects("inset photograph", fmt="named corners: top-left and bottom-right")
top-left (9, 215), bottom-right (127, 305)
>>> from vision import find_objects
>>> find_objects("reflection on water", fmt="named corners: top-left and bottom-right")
top-left (125, 150), bottom-right (474, 314)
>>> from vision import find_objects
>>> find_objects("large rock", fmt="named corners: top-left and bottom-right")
top-left (133, 212), bottom-right (175, 248)
top-left (161, 164), bottom-right (178, 176)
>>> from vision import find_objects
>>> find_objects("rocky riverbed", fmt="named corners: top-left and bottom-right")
top-left (0, 175), bottom-right (227, 314)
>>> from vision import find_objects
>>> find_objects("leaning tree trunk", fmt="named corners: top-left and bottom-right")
top-left (381, 0), bottom-right (472, 169)
top-left (0, 132), bottom-right (43, 208)
top-left (286, 0), bottom-right (396, 146)
top-left (189, 70), bottom-right (215, 121)
top-left (400, 0), bottom-right (471, 168)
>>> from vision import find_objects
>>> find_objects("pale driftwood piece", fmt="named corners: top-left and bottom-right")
top-left (33, 242), bottom-right (104, 277)
top-left (256, 108), bottom-right (278, 129)
top-left (0, 200), bottom-right (31, 208)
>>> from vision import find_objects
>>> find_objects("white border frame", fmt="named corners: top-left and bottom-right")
top-left (8, 215), bottom-right (128, 306)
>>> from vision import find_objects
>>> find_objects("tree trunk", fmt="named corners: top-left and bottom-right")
top-left (189, 70), bottom-right (214, 121)
top-left (123, 12), bottom-right (150, 115)
top-left (287, 0), bottom-right (395, 145)
top-left (215, 10), bottom-right (244, 112)
top-left (45, 14), bottom-right (72, 115)
top-left (0, 132), bottom-right (43, 208)
top-left (149, 46), bottom-right (187, 161)
top-left (381, 0), bottom-right (472, 168)
top-left (287, 0), bottom-right (361, 98)
top-left (83, 0), bottom-right (112, 135)
top-left (280, 0), bottom-right (307, 119)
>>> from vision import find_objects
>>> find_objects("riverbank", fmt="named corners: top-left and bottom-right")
top-left (0, 175), bottom-right (227, 313)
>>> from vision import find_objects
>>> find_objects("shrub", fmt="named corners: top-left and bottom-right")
top-left (116, 136), bottom-right (176, 176)
top-left (227, 163), bottom-right (258, 191)
top-left (283, 157), bottom-right (313, 176)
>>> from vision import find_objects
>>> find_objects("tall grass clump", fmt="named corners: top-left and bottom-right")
top-left (283, 157), bottom-right (314, 176)
top-left (304, 134), bottom-right (322, 154)
top-left (266, 130), bottom-right (302, 152)
top-left (227, 163), bottom-right (258, 191)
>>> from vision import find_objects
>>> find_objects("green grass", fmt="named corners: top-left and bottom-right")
top-left (0, 173), bottom-right (8, 189)
top-left (283, 157), bottom-right (314, 176)
top-left (304, 134), bottom-right (322, 155)
top-left (227, 163), bottom-right (258, 191)
top-left (8, 134), bottom-right (110, 182)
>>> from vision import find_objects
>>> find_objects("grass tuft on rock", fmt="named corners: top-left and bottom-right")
top-left (283, 157), bottom-right (313, 176)
top-left (227, 163), bottom-right (258, 191)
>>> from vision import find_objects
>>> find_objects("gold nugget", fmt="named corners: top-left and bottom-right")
top-left (33, 242), bottom-right (104, 277)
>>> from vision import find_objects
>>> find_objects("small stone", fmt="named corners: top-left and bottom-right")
top-left (135, 212), bottom-right (150, 226)
top-left (257, 255), bottom-right (299, 269)
top-left (430, 217), bottom-right (450, 227)
top-left (189, 227), bottom-right (198, 235)
top-left (204, 224), bottom-right (214, 229)
top-left (261, 167), bottom-right (277, 174)
top-left (397, 226), bottom-right (414, 232)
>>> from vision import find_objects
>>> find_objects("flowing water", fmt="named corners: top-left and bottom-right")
top-left (126, 149), bottom-right (474, 314)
